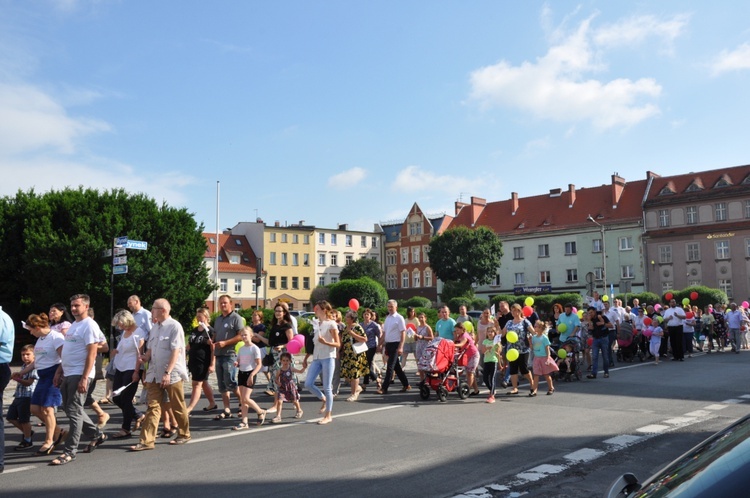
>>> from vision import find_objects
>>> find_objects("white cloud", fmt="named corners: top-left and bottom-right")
top-left (710, 42), bottom-right (750, 76)
top-left (467, 10), bottom-right (682, 130)
top-left (392, 165), bottom-right (484, 195)
top-left (523, 136), bottom-right (551, 155)
top-left (327, 166), bottom-right (367, 189)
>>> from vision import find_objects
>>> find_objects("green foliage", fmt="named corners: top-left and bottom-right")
top-left (0, 188), bottom-right (214, 331)
top-left (491, 293), bottom-right (585, 316)
top-left (440, 280), bottom-right (474, 303)
top-left (338, 257), bottom-right (384, 284)
top-left (400, 296), bottom-right (432, 309)
top-left (310, 285), bottom-right (330, 304)
top-left (428, 225), bottom-right (503, 287)
top-left (612, 292), bottom-right (661, 308)
top-left (658, 286), bottom-right (728, 310)
top-left (471, 297), bottom-right (489, 310)
top-left (327, 277), bottom-right (388, 309)
top-left (448, 296), bottom-right (472, 311)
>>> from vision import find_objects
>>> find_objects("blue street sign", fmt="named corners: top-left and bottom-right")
top-left (113, 256), bottom-right (127, 265)
top-left (125, 240), bottom-right (148, 250)
top-left (115, 236), bottom-right (128, 247)
top-left (113, 265), bottom-right (128, 275)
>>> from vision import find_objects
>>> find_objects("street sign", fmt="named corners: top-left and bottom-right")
top-left (115, 236), bottom-right (128, 247)
top-left (113, 256), bottom-right (127, 265)
top-left (114, 247), bottom-right (127, 256)
top-left (113, 265), bottom-right (128, 275)
top-left (125, 240), bottom-right (148, 250)
top-left (101, 249), bottom-right (113, 258)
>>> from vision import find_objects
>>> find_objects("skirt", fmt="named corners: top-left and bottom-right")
top-left (533, 356), bottom-right (560, 376)
top-left (30, 365), bottom-right (62, 407)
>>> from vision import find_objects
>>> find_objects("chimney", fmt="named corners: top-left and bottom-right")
top-left (299, 220), bottom-right (305, 225)
top-left (568, 184), bottom-right (576, 208)
top-left (454, 201), bottom-right (468, 216)
top-left (274, 221), bottom-right (280, 227)
top-left (612, 173), bottom-right (626, 208)
top-left (511, 192), bottom-right (519, 215)
top-left (338, 223), bottom-right (348, 231)
top-left (470, 197), bottom-right (486, 225)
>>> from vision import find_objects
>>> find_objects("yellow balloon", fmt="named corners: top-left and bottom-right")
top-left (558, 323), bottom-right (567, 333)
top-left (506, 349), bottom-right (519, 362)
top-left (557, 348), bottom-right (567, 359)
top-left (506, 331), bottom-right (519, 343)
top-left (602, 295), bottom-right (609, 302)
top-left (524, 297), bottom-right (534, 306)
top-left (463, 321), bottom-right (474, 333)
top-left (577, 310), bottom-right (584, 318)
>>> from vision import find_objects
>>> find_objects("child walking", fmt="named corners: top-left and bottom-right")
top-left (272, 352), bottom-right (305, 423)
top-left (481, 327), bottom-right (502, 404)
top-left (530, 322), bottom-right (559, 396)
top-left (233, 327), bottom-right (267, 430)
top-left (649, 323), bottom-right (663, 364)
top-left (8, 345), bottom-right (38, 450)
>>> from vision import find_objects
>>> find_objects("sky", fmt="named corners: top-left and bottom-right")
top-left (2, 1), bottom-right (750, 233)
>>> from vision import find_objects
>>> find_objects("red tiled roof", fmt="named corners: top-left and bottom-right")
top-left (202, 233), bottom-right (258, 274)
top-left (644, 164), bottom-right (750, 205)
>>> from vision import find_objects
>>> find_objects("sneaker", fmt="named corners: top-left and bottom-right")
top-left (15, 439), bottom-right (33, 451)
top-left (486, 396), bottom-right (495, 404)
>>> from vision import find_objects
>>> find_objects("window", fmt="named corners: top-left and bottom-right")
top-left (330, 254), bottom-right (338, 267)
top-left (251, 280), bottom-right (256, 293)
top-left (330, 234), bottom-right (337, 246)
top-left (318, 233), bottom-right (325, 244)
top-left (281, 233), bottom-right (287, 243)
top-left (361, 236), bottom-right (367, 248)
top-left (514, 273), bottom-right (525, 285)
top-left (269, 252), bottom-right (276, 265)
top-left (619, 237), bottom-right (633, 251)
top-left (564, 241), bottom-right (577, 255)
top-left (409, 222), bottom-right (422, 235)
top-left (715, 202), bottom-right (727, 222)
top-left (303, 277), bottom-right (310, 290)
top-left (209, 237), bottom-right (216, 244)
top-left (269, 233), bottom-right (276, 242)
top-left (412, 246), bottom-right (420, 264)
top-left (566, 269), bottom-right (578, 282)
top-left (621, 265), bottom-right (634, 279)
top-left (304, 235), bottom-right (310, 244)
top-left (386, 250), bottom-right (397, 266)
top-left (292, 277), bottom-right (299, 290)
top-left (220, 278), bottom-right (228, 292)
top-left (330, 276), bottom-right (338, 284)
top-left (661, 282), bottom-right (673, 293)
top-left (269, 276), bottom-right (277, 289)
top-left (234, 279), bottom-right (242, 292)
top-left (658, 209), bottom-right (670, 227)
top-left (280, 277), bottom-right (288, 289)
top-left (293, 234), bottom-right (299, 244)
top-left (594, 267), bottom-right (604, 281)
top-left (716, 240), bottom-right (730, 259)
top-left (387, 274), bottom-right (397, 289)
top-left (229, 254), bottom-right (240, 264)
top-left (513, 247), bottom-right (524, 260)
top-left (592, 239), bottom-right (603, 253)
top-left (719, 279), bottom-right (732, 298)
top-left (318, 253), bottom-right (326, 266)
top-left (345, 254), bottom-right (353, 266)
top-left (686, 206), bottom-right (698, 225)
top-left (413, 269), bottom-right (420, 288)
top-left (318, 276), bottom-right (325, 286)
top-left (686, 243), bottom-right (701, 262)
top-left (424, 269), bottom-right (432, 287)
top-left (402, 271), bottom-right (409, 288)
top-left (281, 253), bottom-right (288, 266)
top-left (423, 245), bottom-right (430, 263)
top-left (658, 245), bottom-right (672, 264)
top-left (539, 271), bottom-right (551, 283)
top-left (303, 254), bottom-right (310, 266)
top-left (372, 237), bottom-right (378, 248)
top-left (493, 273), bottom-right (501, 286)
top-left (401, 248), bottom-right (409, 264)
top-left (292, 253), bottom-right (299, 266)
top-left (234, 304), bottom-right (241, 312)
top-left (538, 244), bottom-right (549, 257)
top-left (746, 201), bottom-right (750, 219)
top-left (346, 235), bottom-right (352, 247)
top-left (746, 238), bottom-right (750, 258)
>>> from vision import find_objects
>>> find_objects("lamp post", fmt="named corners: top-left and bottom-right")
top-left (587, 215), bottom-right (606, 295)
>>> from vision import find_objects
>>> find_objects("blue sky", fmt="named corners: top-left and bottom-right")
top-left (2, 1), bottom-right (750, 233)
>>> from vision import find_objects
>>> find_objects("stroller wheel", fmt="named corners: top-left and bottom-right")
top-left (419, 383), bottom-right (430, 400)
top-left (458, 382), bottom-right (470, 400)
top-left (437, 386), bottom-right (448, 402)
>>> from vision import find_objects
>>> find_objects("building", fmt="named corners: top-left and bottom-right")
top-left (642, 164), bottom-right (750, 300)
top-left (381, 203), bottom-right (453, 302)
top-left (202, 232), bottom-right (262, 312)
top-left (314, 224), bottom-right (383, 289)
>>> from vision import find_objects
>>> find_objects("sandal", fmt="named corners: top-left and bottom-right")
top-left (50, 452), bottom-right (75, 466)
top-left (53, 429), bottom-right (67, 448)
top-left (294, 410), bottom-right (303, 419)
top-left (271, 416), bottom-right (282, 424)
top-left (129, 443), bottom-right (154, 452)
top-left (160, 429), bottom-right (176, 438)
top-left (214, 408), bottom-right (233, 420)
top-left (111, 430), bottom-right (132, 440)
top-left (202, 404), bottom-right (218, 412)
top-left (169, 436), bottom-right (191, 445)
top-left (99, 397), bottom-right (112, 405)
top-left (82, 434), bottom-right (107, 453)
top-left (547, 389), bottom-right (555, 395)
top-left (507, 389), bottom-right (519, 395)
top-left (604, 373), bottom-right (610, 378)
top-left (256, 410), bottom-right (267, 426)
top-left (528, 390), bottom-right (537, 397)
top-left (15, 439), bottom-right (34, 451)
top-left (35, 445), bottom-right (54, 456)
top-left (232, 421), bottom-right (249, 431)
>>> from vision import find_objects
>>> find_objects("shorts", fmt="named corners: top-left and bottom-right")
top-left (238, 370), bottom-right (257, 388)
top-left (402, 342), bottom-right (417, 355)
top-left (465, 352), bottom-right (480, 374)
top-left (216, 354), bottom-right (238, 393)
top-left (508, 352), bottom-right (530, 376)
top-left (7, 397), bottom-right (31, 423)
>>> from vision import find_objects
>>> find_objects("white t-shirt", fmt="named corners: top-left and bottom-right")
top-left (113, 328), bottom-right (147, 372)
top-left (663, 307), bottom-right (684, 327)
top-left (62, 317), bottom-right (101, 378)
top-left (237, 343), bottom-right (261, 372)
top-left (34, 330), bottom-right (65, 370)
top-left (313, 319), bottom-right (338, 360)
top-left (383, 313), bottom-right (406, 343)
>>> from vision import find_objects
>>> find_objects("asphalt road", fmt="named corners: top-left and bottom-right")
top-left (2, 350), bottom-right (749, 498)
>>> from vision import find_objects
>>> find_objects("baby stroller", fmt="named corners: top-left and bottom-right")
top-left (553, 336), bottom-right (583, 382)
top-left (616, 322), bottom-right (643, 362)
top-left (418, 338), bottom-right (470, 402)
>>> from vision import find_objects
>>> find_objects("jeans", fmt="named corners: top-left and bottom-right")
top-left (729, 328), bottom-right (742, 351)
top-left (0, 363), bottom-right (11, 467)
top-left (306, 357), bottom-right (334, 413)
top-left (591, 336), bottom-right (610, 377)
top-left (61, 375), bottom-right (101, 456)
top-left (112, 369), bottom-right (141, 431)
top-left (382, 342), bottom-right (409, 392)
top-left (215, 354), bottom-right (238, 393)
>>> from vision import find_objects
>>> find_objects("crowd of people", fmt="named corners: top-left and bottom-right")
top-left (1, 291), bottom-right (748, 471)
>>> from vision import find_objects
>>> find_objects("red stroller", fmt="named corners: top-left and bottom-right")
top-left (417, 337), bottom-right (470, 402)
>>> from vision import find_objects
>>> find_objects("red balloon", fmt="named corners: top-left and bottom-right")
top-left (406, 323), bottom-right (417, 331)
top-left (685, 312), bottom-right (694, 319)
top-left (348, 298), bottom-right (360, 311)
top-left (522, 305), bottom-right (533, 317)
top-left (643, 317), bottom-right (652, 326)
top-left (665, 292), bottom-right (673, 301)
top-left (690, 292), bottom-right (699, 301)
top-left (587, 337), bottom-right (593, 347)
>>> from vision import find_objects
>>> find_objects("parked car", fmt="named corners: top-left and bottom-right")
top-left (606, 414), bottom-right (750, 497)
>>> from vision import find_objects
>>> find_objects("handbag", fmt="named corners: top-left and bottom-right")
top-left (262, 350), bottom-right (275, 367)
top-left (352, 340), bottom-right (368, 355)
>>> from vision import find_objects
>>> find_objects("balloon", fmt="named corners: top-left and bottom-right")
top-left (524, 297), bottom-right (534, 306)
top-left (506, 331), bottom-right (519, 343)
top-left (572, 307), bottom-right (577, 314)
top-left (557, 348), bottom-right (567, 359)
top-left (657, 315), bottom-right (664, 323)
top-left (293, 334), bottom-right (305, 345)
top-left (348, 298), bottom-right (360, 311)
top-left (602, 295), bottom-right (609, 302)
top-left (587, 337), bottom-right (593, 347)
top-left (463, 321), bottom-right (474, 333)
top-left (654, 304), bottom-right (662, 311)
top-left (286, 339), bottom-right (302, 354)
top-left (506, 349), bottom-right (519, 362)
top-left (743, 301), bottom-right (750, 309)
top-left (685, 312), bottom-right (694, 319)
top-left (665, 292), bottom-right (673, 301)
top-left (558, 323), bottom-right (568, 333)
top-left (577, 310), bottom-right (584, 319)
top-left (690, 292), bottom-right (699, 301)
top-left (406, 323), bottom-right (417, 331)
top-left (682, 297), bottom-right (690, 306)
top-left (643, 328), bottom-right (652, 338)
top-left (643, 317), bottom-right (652, 326)
top-left (522, 306), bottom-right (533, 317)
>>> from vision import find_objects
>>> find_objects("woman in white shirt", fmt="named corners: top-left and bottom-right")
top-left (109, 310), bottom-right (146, 439)
top-left (303, 301), bottom-right (340, 425)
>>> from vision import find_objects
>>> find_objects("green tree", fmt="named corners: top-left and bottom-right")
top-left (327, 277), bottom-right (388, 309)
top-left (338, 257), bottom-right (384, 284)
top-left (0, 187), bottom-right (214, 331)
top-left (429, 226), bottom-right (503, 299)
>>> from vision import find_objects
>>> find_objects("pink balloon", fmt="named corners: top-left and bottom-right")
top-left (286, 338), bottom-right (302, 354)
top-left (643, 328), bottom-right (652, 338)
top-left (571, 307), bottom-right (577, 314)
top-left (349, 298), bottom-right (360, 311)
top-left (743, 301), bottom-right (750, 309)
top-left (654, 304), bottom-right (662, 311)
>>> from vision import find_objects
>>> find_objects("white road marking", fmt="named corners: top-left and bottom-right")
top-left (604, 435), bottom-right (643, 447)
top-left (664, 416), bottom-right (696, 425)
top-left (564, 448), bottom-right (605, 462)
top-left (636, 424), bottom-right (669, 433)
top-left (1, 465), bottom-right (37, 474)
top-left (704, 404), bottom-right (729, 410)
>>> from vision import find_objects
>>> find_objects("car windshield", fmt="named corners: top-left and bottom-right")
top-left (635, 417), bottom-right (750, 496)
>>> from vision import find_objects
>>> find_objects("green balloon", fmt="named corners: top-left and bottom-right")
top-left (557, 348), bottom-right (567, 359)
top-left (558, 323), bottom-right (567, 333)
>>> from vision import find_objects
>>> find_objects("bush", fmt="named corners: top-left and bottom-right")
top-left (612, 292), bottom-right (660, 308)
top-left (448, 296), bottom-right (472, 311)
top-left (658, 286), bottom-right (728, 310)
top-left (401, 296), bottom-right (432, 309)
top-left (310, 285), bottom-right (330, 304)
top-left (471, 297), bottom-right (488, 310)
top-left (327, 277), bottom-right (388, 309)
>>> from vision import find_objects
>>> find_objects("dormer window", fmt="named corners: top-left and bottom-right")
top-left (714, 175), bottom-right (732, 188)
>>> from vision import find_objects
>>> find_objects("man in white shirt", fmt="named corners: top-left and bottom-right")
top-left (603, 301), bottom-right (620, 367)
top-left (127, 295), bottom-right (152, 337)
top-left (376, 300), bottom-right (410, 394)
top-left (663, 299), bottom-right (686, 361)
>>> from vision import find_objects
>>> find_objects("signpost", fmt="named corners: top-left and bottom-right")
top-left (113, 256), bottom-right (127, 266)
top-left (113, 265), bottom-right (128, 275)
top-left (109, 236), bottom-right (148, 347)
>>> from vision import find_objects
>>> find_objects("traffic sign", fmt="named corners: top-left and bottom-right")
top-left (113, 265), bottom-right (128, 275)
top-left (101, 249), bottom-right (113, 258)
top-left (115, 236), bottom-right (128, 247)
top-left (125, 240), bottom-right (148, 250)
top-left (113, 256), bottom-right (127, 265)
top-left (114, 247), bottom-right (127, 256)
